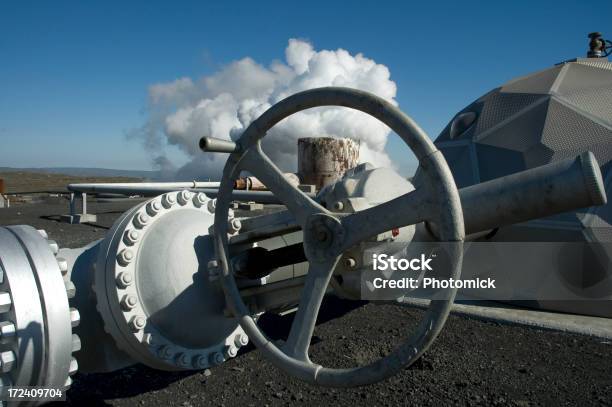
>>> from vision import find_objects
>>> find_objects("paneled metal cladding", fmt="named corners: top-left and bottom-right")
top-left (433, 60), bottom-right (612, 312)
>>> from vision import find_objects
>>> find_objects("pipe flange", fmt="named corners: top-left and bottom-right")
top-left (0, 226), bottom-right (79, 393)
top-left (94, 192), bottom-right (248, 371)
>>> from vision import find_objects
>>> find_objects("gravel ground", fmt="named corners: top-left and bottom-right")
top-left (1, 198), bottom-right (611, 406)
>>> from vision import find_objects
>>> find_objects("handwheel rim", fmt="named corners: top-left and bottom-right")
top-left (212, 87), bottom-right (464, 387)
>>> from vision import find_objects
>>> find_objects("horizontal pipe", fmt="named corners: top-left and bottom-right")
top-left (68, 182), bottom-right (220, 195)
top-left (199, 137), bottom-right (241, 153)
top-left (459, 151), bottom-right (606, 235)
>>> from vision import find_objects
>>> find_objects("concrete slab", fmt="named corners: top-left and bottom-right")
top-left (60, 213), bottom-right (98, 224)
top-left (399, 296), bottom-right (612, 340)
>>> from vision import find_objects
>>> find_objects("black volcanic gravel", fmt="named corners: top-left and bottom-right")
top-left (1, 197), bottom-right (611, 406)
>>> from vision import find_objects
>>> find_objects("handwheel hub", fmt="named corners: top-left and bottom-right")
top-left (304, 214), bottom-right (345, 262)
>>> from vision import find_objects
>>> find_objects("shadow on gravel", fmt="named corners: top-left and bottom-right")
top-left (61, 296), bottom-right (366, 405)
top-left (257, 295), bottom-right (367, 342)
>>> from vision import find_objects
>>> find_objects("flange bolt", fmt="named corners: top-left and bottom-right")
top-left (123, 229), bottom-right (140, 246)
top-left (162, 193), bottom-right (177, 208)
top-left (228, 218), bottom-right (242, 234)
top-left (209, 352), bottom-right (224, 366)
top-left (121, 294), bottom-right (138, 311)
top-left (177, 190), bottom-right (192, 205)
top-left (57, 257), bottom-right (68, 275)
top-left (344, 257), bottom-right (357, 269)
top-left (207, 198), bottom-right (217, 213)
top-left (194, 355), bottom-right (208, 369)
top-left (224, 345), bottom-right (238, 358)
top-left (234, 333), bottom-right (249, 347)
top-left (193, 193), bottom-right (208, 208)
top-left (117, 249), bottom-right (135, 266)
top-left (116, 272), bottom-right (134, 288)
top-left (146, 200), bottom-right (162, 216)
top-left (129, 315), bottom-right (146, 332)
top-left (133, 212), bottom-right (150, 229)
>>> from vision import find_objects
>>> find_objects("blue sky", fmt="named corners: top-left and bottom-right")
top-left (1, 1), bottom-right (610, 174)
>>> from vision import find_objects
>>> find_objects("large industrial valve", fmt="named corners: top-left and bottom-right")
top-left (201, 87), bottom-right (608, 387)
top-left (0, 73), bottom-right (609, 403)
top-left (91, 190), bottom-right (249, 371)
top-left (202, 87), bottom-right (462, 386)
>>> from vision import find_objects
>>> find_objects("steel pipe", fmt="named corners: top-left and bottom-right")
top-left (459, 151), bottom-right (606, 235)
top-left (68, 181), bottom-right (221, 195)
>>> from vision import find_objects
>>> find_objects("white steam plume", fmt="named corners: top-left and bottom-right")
top-left (131, 39), bottom-right (398, 180)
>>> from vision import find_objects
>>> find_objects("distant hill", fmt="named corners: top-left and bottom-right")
top-left (0, 167), bottom-right (157, 193)
top-left (0, 167), bottom-right (160, 180)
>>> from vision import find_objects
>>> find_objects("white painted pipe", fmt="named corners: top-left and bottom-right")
top-left (67, 181), bottom-right (221, 196)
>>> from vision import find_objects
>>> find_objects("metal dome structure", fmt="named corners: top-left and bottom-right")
top-left (433, 58), bottom-right (612, 316)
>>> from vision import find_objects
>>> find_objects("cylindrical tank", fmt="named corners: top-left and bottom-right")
top-left (297, 137), bottom-right (359, 190)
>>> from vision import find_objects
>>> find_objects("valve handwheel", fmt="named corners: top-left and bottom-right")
top-left (203, 87), bottom-right (465, 387)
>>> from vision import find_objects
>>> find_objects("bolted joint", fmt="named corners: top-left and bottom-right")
top-left (129, 315), bottom-right (146, 332)
top-left (193, 193), bottom-right (208, 208)
top-left (133, 212), bottom-right (150, 229)
top-left (123, 229), bottom-right (140, 246)
top-left (48, 240), bottom-right (59, 255)
top-left (0, 351), bottom-right (16, 373)
top-left (177, 190), bottom-right (193, 205)
top-left (0, 292), bottom-right (12, 314)
top-left (65, 280), bottom-right (76, 299)
top-left (69, 357), bottom-right (78, 375)
top-left (146, 200), bottom-right (162, 216)
top-left (234, 333), bottom-right (249, 347)
top-left (228, 218), bottom-right (242, 234)
top-left (207, 198), bottom-right (217, 213)
top-left (209, 351), bottom-right (225, 366)
top-left (158, 345), bottom-right (174, 360)
top-left (344, 257), bottom-right (357, 269)
top-left (223, 345), bottom-right (238, 359)
top-left (120, 294), bottom-right (138, 311)
top-left (161, 193), bottom-right (177, 208)
top-left (194, 354), bottom-right (209, 369)
top-left (57, 257), bottom-right (68, 275)
top-left (0, 322), bottom-right (16, 341)
top-left (116, 272), bottom-right (134, 288)
top-left (70, 308), bottom-right (80, 328)
top-left (117, 249), bottom-right (135, 266)
top-left (176, 353), bottom-right (191, 368)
